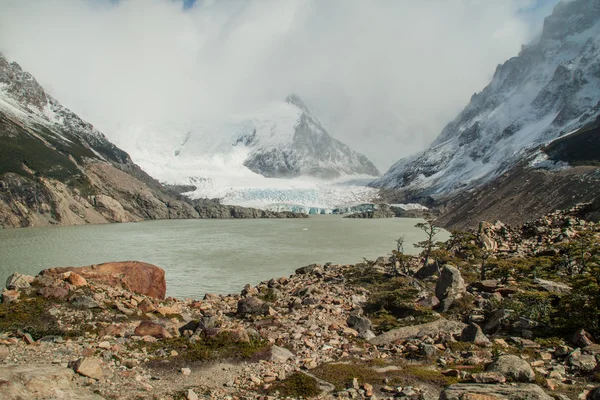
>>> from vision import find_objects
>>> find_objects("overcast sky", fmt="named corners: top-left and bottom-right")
top-left (0, 0), bottom-right (561, 170)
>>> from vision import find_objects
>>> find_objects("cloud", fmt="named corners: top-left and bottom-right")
top-left (0, 0), bottom-right (556, 170)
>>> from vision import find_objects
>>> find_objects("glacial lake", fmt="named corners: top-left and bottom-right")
top-left (0, 216), bottom-right (448, 299)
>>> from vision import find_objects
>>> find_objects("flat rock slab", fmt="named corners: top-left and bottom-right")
top-left (369, 319), bottom-right (466, 345)
top-left (0, 364), bottom-right (105, 400)
top-left (440, 384), bottom-right (553, 400)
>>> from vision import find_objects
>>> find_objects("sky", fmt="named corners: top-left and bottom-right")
top-left (0, 0), bottom-right (561, 171)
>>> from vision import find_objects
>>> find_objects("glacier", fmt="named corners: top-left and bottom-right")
top-left (108, 95), bottom-right (383, 212)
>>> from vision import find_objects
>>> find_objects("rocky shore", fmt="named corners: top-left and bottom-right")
top-left (0, 205), bottom-right (599, 399)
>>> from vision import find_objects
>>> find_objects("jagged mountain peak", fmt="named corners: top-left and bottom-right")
top-left (374, 0), bottom-right (600, 201)
top-left (122, 95), bottom-right (380, 184)
top-left (541, 0), bottom-right (600, 41)
top-left (285, 93), bottom-right (310, 114)
top-left (0, 53), bottom-right (48, 111)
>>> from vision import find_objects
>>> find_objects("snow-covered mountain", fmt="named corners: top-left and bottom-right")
top-left (113, 94), bottom-right (380, 210)
top-left (117, 94), bottom-right (378, 182)
top-left (374, 0), bottom-right (600, 201)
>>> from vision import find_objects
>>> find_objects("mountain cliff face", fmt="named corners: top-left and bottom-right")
top-left (435, 117), bottom-right (600, 230)
top-left (0, 54), bottom-right (303, 228)
top-left (374, 0), bottom-right (600, 203)
top-left (243, 95), bottom-right (380, 179)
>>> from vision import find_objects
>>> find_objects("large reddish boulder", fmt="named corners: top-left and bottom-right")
top-left (41, 261), bottom-right (166, 299)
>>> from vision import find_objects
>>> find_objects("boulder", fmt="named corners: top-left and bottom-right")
top-left (70, 296), bottom-right (100, 309)
top-left (0, 364), bottom-right (104, 399)
top-left (268, 345), bottom-right (295, 362)
top-left (470, 279), bottom-right (499, 293)
top-left (459, 323), bottom-right (492, 347)
top-left (435, 265), bottom-right (466, 312)
top-left (295, 264), bottom-right (321, 275)
top-left (568, 349), bottom-right (597, 372)
top-left (38, 286), bottom-right (69, 300)
top-left (471, 372), bottom-right (506, 383)
top-left (236, 296), bottom-right (267, 316)
top-left (1, 289), bottom-right (20, 304)
top-left (487, 355), bottom-right (535, 383)
top-left (440, 384), bottom-right (552, 400)
top-left (414, 262), bottom-right (439, 279)
top-left (483, 308), bottom-right (510, 334)
top-left (369, 319), bottom-right (466, 346)
top-left (72, 357), bottom-right (104, 380)
top-left (347, 315), bottom-right (372, 335)
top-left (65, 272), bottom-right (88, 287)
top-left (134, 321), bottom-right (172, 339)
top-left (572, 329), bottom-right (594, 348)
top-left (137, 298), bottom-right (156, 313)
top-left (534, 278), bottom-right (571, 294)
top-left (5, 272), bottom-right (34, 290)
top-left (588, 387), bottom-right (600, 400)
top-left (41, 261), bottom-right (166, 299)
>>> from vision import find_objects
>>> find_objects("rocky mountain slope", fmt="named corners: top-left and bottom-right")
top-left (373, 0), bottom-right (600, 208)
top-left (0, 54), bottom-right (304, 228)
top-left (436, 118), bottom-right (600, 230)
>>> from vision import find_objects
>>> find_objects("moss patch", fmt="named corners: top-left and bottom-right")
top-left (267, 372), bottom-right (321, 398)
top-left (0, 296), bottom-right (63, 340)
top-left (312, 360), bottom-right (458, 392)
top-left (139, 332), bottom-right (269, 365)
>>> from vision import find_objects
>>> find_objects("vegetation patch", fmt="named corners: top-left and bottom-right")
top-left (139, 332), bottom-right (269, 365)
top-left (266, 372), bottom-right (321, 398)
top-left (311, 362), bottom-right (384, 391)
top-left (0, 296), bottom-right (63, 340)
top-left (258, 288), bottom-right (278, 303)
top-left (312, 360), bottom-right (458, 392)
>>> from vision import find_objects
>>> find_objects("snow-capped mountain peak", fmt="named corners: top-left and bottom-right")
top-left (373, 0), bottom-right (600, 200)
top-left (118, 94), bottom-right (379, 184)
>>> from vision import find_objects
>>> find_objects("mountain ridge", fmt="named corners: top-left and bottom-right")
top-left (373, 0), bottom-right (600, 206)
top-left (0, 53), bottom-right (305, 228)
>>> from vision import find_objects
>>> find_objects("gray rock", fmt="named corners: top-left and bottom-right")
top-left (470, 279), bottom-right (499, 293)
top-left (534, 278), bottom-right (571, 294)
top-left (5, 272), bottom-right (34, 290)
top-left (268, 345), bottom-right (295, 363)
top-left (347, 315), bottom-right (372, 335)
top-left (420, 344), bottom-right (438, 357)
top-left (414, 262), bottom-right (439, 280)
top-left (459, 323), bottom-right (491, 347)
top-left (471, 371), bottom-right (506, 383)
top-left (435, 265), bottom-right (466, 312)
top-left (236, 296), bottom-right (267, 316)
top-left (568, 349), bottom-right (597, 372)
top-left (487, 355), bottom-right (535, 383)
top-left (295, 264), bottom-right (320, 275)
top-left (70, 296), bottom-right (100, 309)
top-left (483, 308), bottom-right (510, 334)
top-left (440, 384), bottom-right (552, 400)
top-left (361, 330), bottom-right (376, 341)
top-left (0, 364), bottom-right (105, 399)
top-left (369, 319), bottom-right (466, 345)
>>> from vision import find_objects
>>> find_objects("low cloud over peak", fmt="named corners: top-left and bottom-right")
top-left (0, 0), bottom-right (558, 169)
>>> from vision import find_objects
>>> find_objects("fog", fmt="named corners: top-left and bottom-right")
top-left (0, 0), bottom-right (558, 170)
